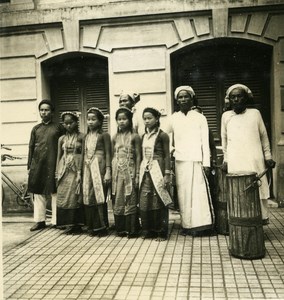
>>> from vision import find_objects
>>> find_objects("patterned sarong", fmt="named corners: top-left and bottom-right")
top-left (83, 157), bottom-right (105, 205)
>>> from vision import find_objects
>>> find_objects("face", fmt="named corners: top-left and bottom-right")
top-left (229, 88), bottom-right (246, 110)
top-left (177, 90), bottom-right (193, 113)
top-left (119, 95), bottom-right (134, 110)
top-left (63, 115), bottom-right (77, 133)
top-left (116, 112), bottom-right (130, 131)
top-left (87, 113), bottom-right (101, 130)
top-left (39, 104), bottom-right (52, 123)
top-left (143, 112), bottom-right (158, 130)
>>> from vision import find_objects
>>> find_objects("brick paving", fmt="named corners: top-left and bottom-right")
top-left (2, 207), bottom-right (284, 300)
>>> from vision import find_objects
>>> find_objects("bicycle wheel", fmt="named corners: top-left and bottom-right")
top-left (16, 185), bottom-right (33, 209)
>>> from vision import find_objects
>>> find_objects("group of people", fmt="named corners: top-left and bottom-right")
top-left (27, 84), bottom-right (275, 240)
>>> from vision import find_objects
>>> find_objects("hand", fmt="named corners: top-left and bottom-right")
top-left (265, 159), bottom-right (276, 169)
top-left (221, 162), bottom-right (228, 173)
top-left (104, 170), bottom-right (111, 185)
top-left (203, 167), bottom-right (211, 177)
top-left (75, 174), bottom-right (81, 185)
top-left (135, 174), bottom-right (139, 188)
top-left (163, 174), bottom-right (171, 189)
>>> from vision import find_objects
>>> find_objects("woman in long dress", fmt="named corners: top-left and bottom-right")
top-left (83, 107), bottom-right (111, 237)
top-left (56, 112), bottom-right (84, 234)
top-left (112, 107), bottom-right (141, 238)
top-left (139, 107), bottom-right (172, 241)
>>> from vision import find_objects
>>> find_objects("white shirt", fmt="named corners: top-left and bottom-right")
top-left (221, 108), bottom-right (272, 172)
top-left (221, 108), bottom-right (272, 199)
top-left (166, 110), bottom-right (210, 167)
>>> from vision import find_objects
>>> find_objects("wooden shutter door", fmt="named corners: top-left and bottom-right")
top-left (171, 40), bottom-right (272, 144)
top-left (50, 56), bottom-right (109, 133)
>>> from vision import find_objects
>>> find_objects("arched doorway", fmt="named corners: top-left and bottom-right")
top-left (42, 54), bottom-right (109, 133)
top-left (171, 39), bottom-right (272, 145)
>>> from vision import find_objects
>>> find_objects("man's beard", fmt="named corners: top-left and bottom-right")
top-left (233, 103), bottom-right (246, 114)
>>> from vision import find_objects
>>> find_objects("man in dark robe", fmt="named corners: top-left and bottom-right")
top-left (28, 99), bottom-right (63, 231)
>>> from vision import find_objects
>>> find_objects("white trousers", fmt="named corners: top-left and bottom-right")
top-left (33, 193), bottom-right (57, 224)
top-left (260, 198), bottom-right (268, 220)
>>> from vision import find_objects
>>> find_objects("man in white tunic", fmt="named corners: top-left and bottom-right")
top-left (221, 84), bottom-right (276, 224)
top-left (166, 86), bottom-right (214, 236)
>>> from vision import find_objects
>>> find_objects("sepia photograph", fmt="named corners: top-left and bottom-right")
top-left (1, 0), bottom-right (284, 299)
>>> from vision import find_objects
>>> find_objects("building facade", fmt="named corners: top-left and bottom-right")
top-left (1, 0), bottom-right (284, 210)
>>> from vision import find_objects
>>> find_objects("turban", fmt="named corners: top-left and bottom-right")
top-left (174, 86), bottom-right (195, 100)
top-left (119, 92), bottom-right (140, 105)
top-left (225, 84), bottom-right (253, 104)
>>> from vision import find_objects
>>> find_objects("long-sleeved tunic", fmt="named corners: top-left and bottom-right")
top-left (28, 122), bottom-right (63, 194)
top-left (221, 108), bottom-right (272, 199)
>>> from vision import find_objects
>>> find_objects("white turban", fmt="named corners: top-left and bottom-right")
top-left (119, 92), bottom-right (140, 104)
top-left (174, 86), bottom-right (195, 100)
top-left (225, 84), bottom-right (253, 103)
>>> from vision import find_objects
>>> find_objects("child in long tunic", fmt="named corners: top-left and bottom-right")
top-left (56, 112), bottom-right (84, 234)
top-left (112, 107), bottom-right (141, 238)
top-left (139, 107), bottom-right (172, 240)
top-left (83, 107), bottom-right (111, 237)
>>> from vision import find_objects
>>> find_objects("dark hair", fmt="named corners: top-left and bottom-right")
top-left (38, 99), bottom-right (55, 112)
top-left (87, 109), bottom-right (104, 133)
top-left (143, 107), bottom-right (161, 129)
top-left (61, 112), bottom-right (79, 122)
top-left (87, 108), bottom-right (104, 122)
top-left (61, 113), bottom-right (79, 133)
top-left (115, 107), bottom-right (133, 132)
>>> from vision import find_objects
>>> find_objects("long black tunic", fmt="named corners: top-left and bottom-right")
top-left (27, 121), bottom-right (63, 194)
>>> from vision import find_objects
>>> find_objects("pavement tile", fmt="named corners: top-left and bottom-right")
top-left (2, 208), bottom-right (284, 300)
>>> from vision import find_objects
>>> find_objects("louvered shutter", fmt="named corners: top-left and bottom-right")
top-left (52, 79), bottom-right (83, 130)
top-left (171, 41), bottom-right (271, 144)
top-left (50, 58), bottom-right (109, 134)
top-left (85, 76), bottom-right (110, 132)
top-left (188, 64), bottom-right (219, 139)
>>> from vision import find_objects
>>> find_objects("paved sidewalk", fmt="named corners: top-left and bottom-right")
top-left (2, 207), bottom-right (284, 300)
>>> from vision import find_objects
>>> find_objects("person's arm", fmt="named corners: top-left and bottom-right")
top-left (103, 132), bottom-right (112, 184)
top-left (258, 111), bottom-right (272, 160)
top-left (163, 114), bottom-right (175, 154)
top-left (257, 111), bottom-right (275, 168)
top-left (111, 134), bottom-right (116, 161)
top-left (133, 133), bottom-right (142, 187)
top-left (209, 129), bottom-right (217, 166)
top-left (55, 136), bottom-right (64, 180)
top-left (76, 133), bottom-right (85, 183)
top-left (161, 132), bottom-right (171, 186)
top-left (201, 116), bottom-right (210, 168)
top-left (221, 113), bottom-right (228, 172)
top-left (27, 127), bottom-right (36, 170)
